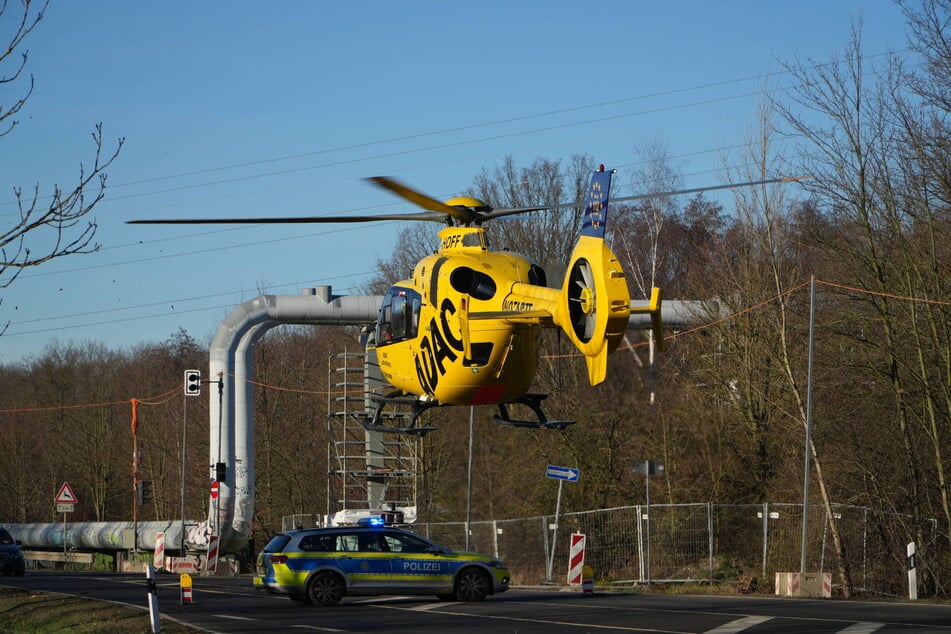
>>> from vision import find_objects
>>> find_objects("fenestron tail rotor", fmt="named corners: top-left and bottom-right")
top-left (567, 257), bottom-right (597, 342)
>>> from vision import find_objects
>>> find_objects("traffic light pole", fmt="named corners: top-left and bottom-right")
top-left (182, 369), bottom-right (203, 558)
top-left (181, 391), bottom-right (188, 558)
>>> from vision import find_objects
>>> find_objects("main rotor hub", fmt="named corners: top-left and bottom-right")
top-left (444, 196), bottom-right (492, 213)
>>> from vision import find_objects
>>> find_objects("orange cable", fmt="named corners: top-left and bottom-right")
top-left (0, 386), bottom-right (180, 414)
top-left (817, 279), bottom-right (951, 305)
top-left (2, 277), bottom-right (942, 412)
top-left (230, 372), bottom-right (366, 397)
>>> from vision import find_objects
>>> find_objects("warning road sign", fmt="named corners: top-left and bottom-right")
top-left (55, 481), bottom-right (78, 504)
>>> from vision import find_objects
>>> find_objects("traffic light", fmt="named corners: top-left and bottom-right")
top-left (382, 510), bottom-right (404, 524)
top-left (136, 481), bottom-right (153, 506)
top-left (215, 462), bottom-right (227, 482)
top-left (184, 370), bottom-right (201, 396)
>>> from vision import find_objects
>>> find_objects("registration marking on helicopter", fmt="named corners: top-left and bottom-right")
top-left (440, 233), bottom-right (465, 250)
top-left (502, 299), bottom-right (534, 311)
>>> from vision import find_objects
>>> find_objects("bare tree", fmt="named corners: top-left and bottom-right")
top-left (0, 0), bottom-right (44, 138)
top-left (1, 0), bottom-right (123, 332)
top-left (469, 153), bottom-right (596, 276)
top-left (771, 9), bottom-right (951, 594)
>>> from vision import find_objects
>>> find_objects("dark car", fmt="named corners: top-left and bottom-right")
top-left (253, 518), bottom-right (509, 606)
top-left (0, 527), bottom-right (25, 576)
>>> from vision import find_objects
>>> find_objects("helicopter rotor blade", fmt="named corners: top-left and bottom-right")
top-left (366, 176), bottom-right (473, 222)
top-left (127, 175), bottom-right (809, 226)
top-left (126, 211), bottom-right (449, 225)
top-left (536, 175), bottom-right (810, 212)
top-left (367, 177), bottom-right (548, 222)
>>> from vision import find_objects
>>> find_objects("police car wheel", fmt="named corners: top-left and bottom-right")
top-left (455, 567), bottom-right (490, 602)
top-left (307, 572), bottom-right (345, 607)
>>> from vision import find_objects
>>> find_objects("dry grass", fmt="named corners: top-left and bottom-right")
top-left (0, 587), bottom-right (198, 633)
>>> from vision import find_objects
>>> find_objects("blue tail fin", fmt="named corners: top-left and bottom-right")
top-left (580, 166), bottom-right (616, 239)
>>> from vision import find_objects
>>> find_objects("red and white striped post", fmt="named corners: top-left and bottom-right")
top-left (567, 532), bottom-right (586, 586)
top-left (153, 532), bottom-right (165, 571)
top-left (205, 534), bottom-right (219, 575)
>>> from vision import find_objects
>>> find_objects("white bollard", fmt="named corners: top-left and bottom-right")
top-left (146, 564), bottom-right (160, 633)
top-left (907, 542), bottom-right (918, 601)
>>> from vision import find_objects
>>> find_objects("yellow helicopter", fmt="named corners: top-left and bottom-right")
top-left (364, 166), bottom-right (658, 432)
top-left (130, 166), bottom-right (792, 433)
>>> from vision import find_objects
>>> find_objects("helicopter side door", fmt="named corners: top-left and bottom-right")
top-left (375, 288), bottom-right (422, 345)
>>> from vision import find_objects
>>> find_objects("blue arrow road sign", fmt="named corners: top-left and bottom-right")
top-left (546, 465), bottom-right (580, 482)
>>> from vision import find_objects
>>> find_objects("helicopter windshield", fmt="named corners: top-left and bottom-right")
top-left (376, 288), bottom-right (422, 345)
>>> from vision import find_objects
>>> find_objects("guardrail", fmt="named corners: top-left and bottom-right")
top-left (22, 550), bottom-right (95, 564)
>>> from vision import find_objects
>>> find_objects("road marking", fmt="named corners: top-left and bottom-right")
top-left (351, 595), bottom-right (414, 604)
top-left (837, 623), bottom-right (885, 633)
top-left (371, 603), bottom-right (692, 632)
top-left (214, 614), bottom-right (259, 621)
top-left (410, 601), bottom-right (459, 611)
top-left (292, 625), bottom-right (346, 632)
top-left (704, 616), bottom-right (773, 633)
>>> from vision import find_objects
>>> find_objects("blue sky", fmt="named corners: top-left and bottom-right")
top-left (0, 1), bottom-right (911, 365)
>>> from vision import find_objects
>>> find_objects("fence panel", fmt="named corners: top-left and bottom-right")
top-left (562, 506), bottom-right (642, 584)
top-left (410, 502), bottom-right (934, 593)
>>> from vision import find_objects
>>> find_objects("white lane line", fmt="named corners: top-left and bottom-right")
top-left (371, 603), bottom-right (692, 632)
top-left (292, 625), bottom-right (346, 632)
top-left (704, 615), bottom-right (773, 633)
top-left (350, 595), bottom-right (414, 604)
top-left (214, 614), bottom-right (259, 621)
top-left (837, 623), bottom-right (885, 633)
top-left (410, 601), bottom-right (460, 611)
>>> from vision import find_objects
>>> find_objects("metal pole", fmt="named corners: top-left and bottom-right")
top-left (636, 503), bottom-right (645, 582)
top-left (707, 502), bottom-right (714, 584)
top-left (800, 275), bottom-right (817, 573)
top-left (645, 471), bottom-right (651, 586)
top-left (465, 406), bottom-right (474, 551)
top-left (546, 479), bottom-right (563, 582)
top-left (215, 375), bottom-right (224, 538)
top-left (132, 418), bottom-right (138, 553)
top-left (181, 393), bottom-right (188, 558)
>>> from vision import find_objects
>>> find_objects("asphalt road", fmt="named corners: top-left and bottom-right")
top-left (4, 571), bottom-right (951, 633)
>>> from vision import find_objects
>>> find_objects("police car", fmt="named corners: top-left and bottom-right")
top-left (253, 518), bottom-right (510, 606)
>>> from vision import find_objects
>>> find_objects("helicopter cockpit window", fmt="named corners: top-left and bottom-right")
top-left (376, 288), bottom-right (422, 346)
top-left (462, 232), bottom-right (483, 248)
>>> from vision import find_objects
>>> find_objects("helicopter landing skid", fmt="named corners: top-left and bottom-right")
top-left (493, 394), bottom-right (576, 430)
top-left (356, 394), bottom-right (439, 436)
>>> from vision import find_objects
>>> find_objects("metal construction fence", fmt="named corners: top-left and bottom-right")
top-left (410, 503), bottom-right (938, 597)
